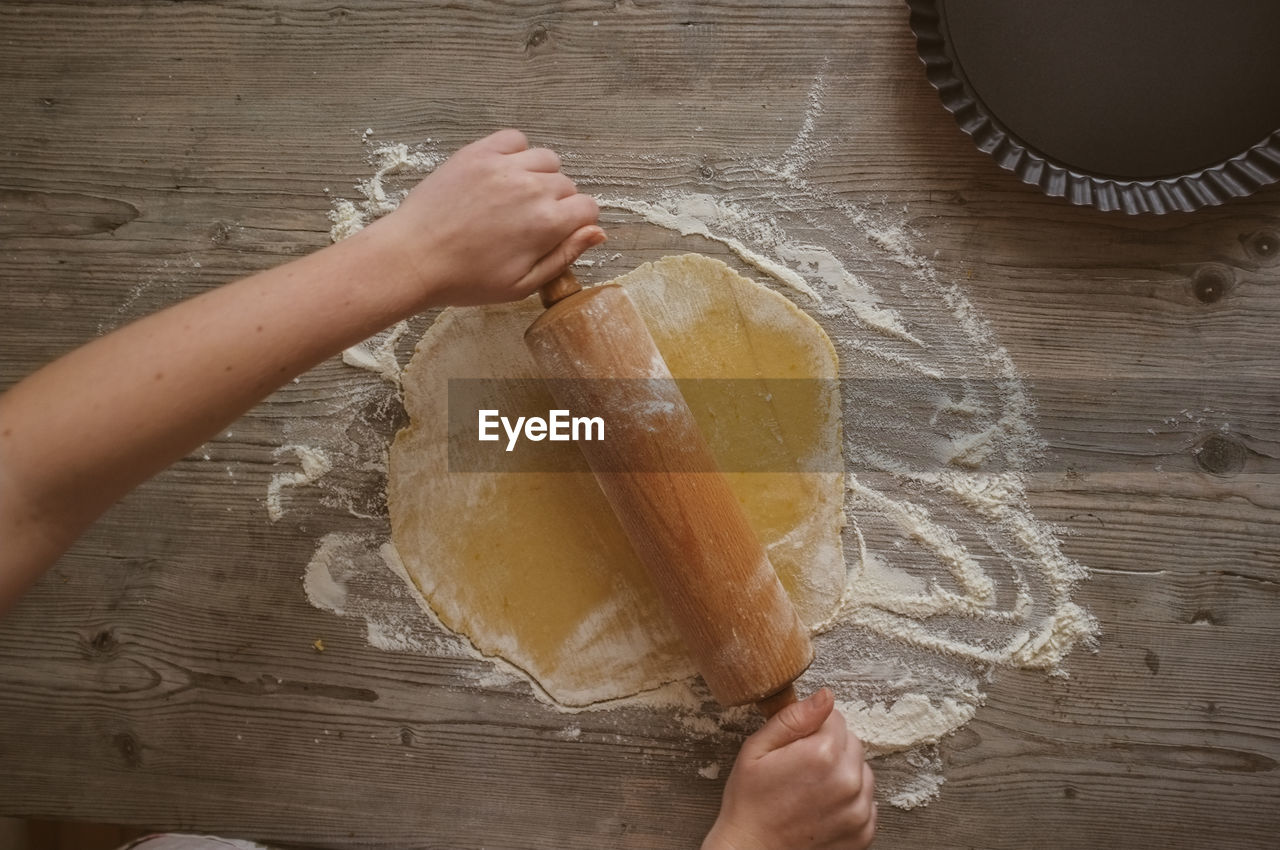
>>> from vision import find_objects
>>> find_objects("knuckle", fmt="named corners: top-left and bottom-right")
top-left (563, 197), bottom-right (596, 227)
top-left (862, 807), bottom-right (879, 847)
top-left (836, 809), bottom-right (867, 838)
top-left (515, 172), bottom-right (542, 196)
top-left (825, 812), bottom-right (861, 847)
top-left (567, 194), bottom-right (598, 225)
top-left (539, 199), bottom-right (561, 223)
top-left (851, 791), bottom-right (874, 824)
top-left (838, 761), bottom-right (863, 796)
top-left (813, 738), bottom-right (840, 768)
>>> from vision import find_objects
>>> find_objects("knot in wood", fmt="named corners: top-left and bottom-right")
top-left (1243, 231), bottom-right (1279, 265)
top-left (523, 23), bottom-right (551, 53)
top-left (211, 220), bottom-right (232, 246)
top-left (1191, 265), bottom-right (1233, 304)
top-left (1194, 433), bottom-right (1246, 476)
top-left (89, 629), bottom-right (118, 656)
top-left (113, 731), bottom-right (143, 768)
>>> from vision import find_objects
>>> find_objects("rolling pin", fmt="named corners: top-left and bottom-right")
top-left (524, 270), bottom-right (813, 717)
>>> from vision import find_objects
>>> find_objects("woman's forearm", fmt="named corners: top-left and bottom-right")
top-left (0, 218), bottom-right (425, 604)
top-left (0, 128), bottom-right (601, 612)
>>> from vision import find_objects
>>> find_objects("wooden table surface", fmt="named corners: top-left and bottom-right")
top-left (2, 2), bottom-right (1278, 848)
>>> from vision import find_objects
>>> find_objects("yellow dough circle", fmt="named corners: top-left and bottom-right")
top-left (389, 254), bottom-right (845, 706)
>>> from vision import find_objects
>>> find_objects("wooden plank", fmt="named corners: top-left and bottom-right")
top-left (1, 0), bottom-right (1278, 848)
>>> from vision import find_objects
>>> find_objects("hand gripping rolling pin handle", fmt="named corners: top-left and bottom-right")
top-left (756, 683), bottom-right (799, 718)
top-left (540, 270), bottom-right (584, 307)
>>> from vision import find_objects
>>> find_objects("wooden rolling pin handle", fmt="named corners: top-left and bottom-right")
top-left (539, 270), bottom-right (583, 308)
top-left (756, 683), bottom-right (799, 718)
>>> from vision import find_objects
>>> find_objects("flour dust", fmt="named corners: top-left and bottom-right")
top-left (290, 79), bottom-right (1097, 809)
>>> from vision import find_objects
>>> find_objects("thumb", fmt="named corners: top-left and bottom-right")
top-left (741, 687), bottom-right (835, 759)
top-left (512, 225), bottom-right (607, 296)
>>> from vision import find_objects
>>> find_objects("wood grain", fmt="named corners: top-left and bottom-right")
top-left (1, 1), bottom-right (1278, 848)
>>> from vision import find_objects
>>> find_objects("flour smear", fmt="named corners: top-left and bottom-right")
top-left (291, 79), bottom-right (1098, 809)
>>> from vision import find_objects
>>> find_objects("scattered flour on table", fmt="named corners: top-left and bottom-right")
top-left (266, 444), bottom-right (332, 522)
top-left (303, 532), bottom-right (473, 658)
top-left (342, 320), bottom-right (409, 384)
top-left (328, 139), bottom-right (445, 241)
top-left (282, 73), bottom-right (1098, 809)
top-left (98, 255), bottom-right (204, 335)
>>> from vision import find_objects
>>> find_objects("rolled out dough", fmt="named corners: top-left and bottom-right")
top-left (388, 254), bottom-right (845, 706)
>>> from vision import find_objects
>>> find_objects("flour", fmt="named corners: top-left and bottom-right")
top-left (884, 746), bottom-right (947, 809)
top-left (779, 69), bottom-right (829, 178)
top-left (281, 70), bottom-right (1097, 810)
top-left (840, 693), bottom-right (977, 756)
top-left (302, 534), bottom-right (351, 614)
top-left (601, 196), bottom-right (823, 302)
top-left (328, 140), bottom-right (444, 242)
top-left (99, 255), bottom-right (204, 334)
top-left (303, 532), bottom-right (475, 658)
top-left (266, 444), bottom-right (332, 522)
top-left (342, 320), bottom-right (409, 384)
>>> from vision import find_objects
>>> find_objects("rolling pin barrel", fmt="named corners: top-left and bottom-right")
top-left (525, 273), bottom-right (813, 710)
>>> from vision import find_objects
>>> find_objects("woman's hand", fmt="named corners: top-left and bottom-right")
top-left (381, 128), bottom-right (604, 307)
top-left (703, 689), bottom-right (877, 850)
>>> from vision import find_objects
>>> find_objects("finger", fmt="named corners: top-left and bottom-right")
top-left (855, 801), bottom-right (879, 849)
top-left (741, 687), bottom-right (835, 759)
top-left (538, 172), bottom-right (578, 200)
top-left (820, 700), bottom-right (849, 753)
top-left (555, 192), bottom-right (600, 231)
top-left (510, 147), bottom-right (563, 173)
top-left (844, 726), bottom-right (866, 765)
top-left (480, 128), bottom-right (529, 154)
top-left (849, 765), bottom-right (875, 820)
top-left (511, 225), bottom-right (607, 296)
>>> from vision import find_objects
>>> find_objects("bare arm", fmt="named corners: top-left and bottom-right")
top-left (0, 129), bottom-right (602, 611)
